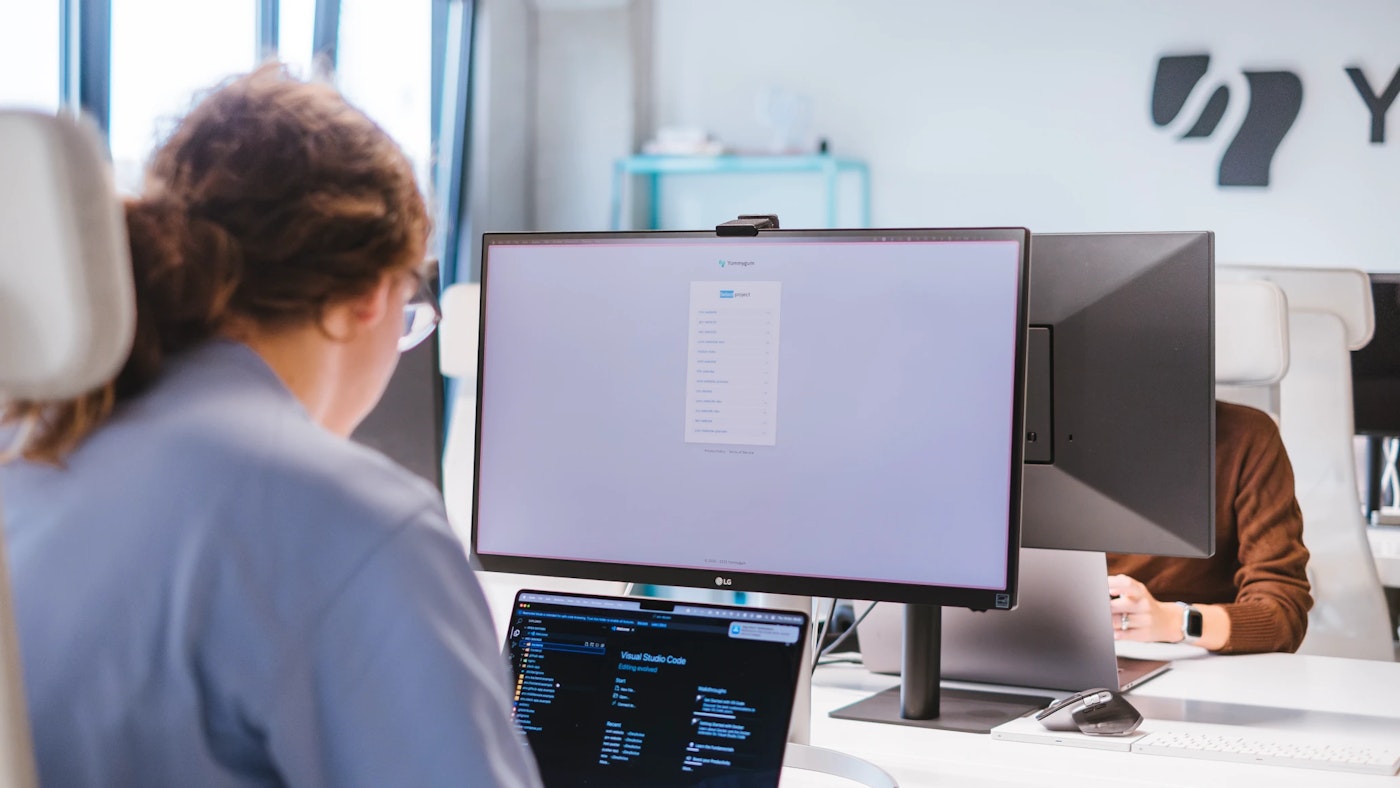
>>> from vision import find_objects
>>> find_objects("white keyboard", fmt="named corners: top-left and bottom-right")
top-left (1133, 723), bottom-right (1400, 776)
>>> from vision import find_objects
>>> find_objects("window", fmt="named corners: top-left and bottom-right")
top-left (278, 0), bottom-right (316, 78)
top-left (0, 4), bottom-right (60, 111)
top-left (336, 0), bottom-right (432, 187)
top-left (109, 0), bottom-right (256, 191)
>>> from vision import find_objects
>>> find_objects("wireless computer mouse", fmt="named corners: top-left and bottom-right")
top-left (1035, 688), bottom-right (1143, 736)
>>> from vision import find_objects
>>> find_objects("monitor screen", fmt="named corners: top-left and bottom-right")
top-left (1352, 274), bottom-right (1400, 436)
top-left (1020, 231), bottom-right (1215, 557)
top-left (471, 228), bottom-right (1029, 610)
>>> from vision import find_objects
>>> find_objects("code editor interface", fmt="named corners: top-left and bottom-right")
top-left (506, 593), bottom-right (806, 787)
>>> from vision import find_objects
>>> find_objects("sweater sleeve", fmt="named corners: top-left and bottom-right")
top-left (1217, 412), bottom-right (1313, 654)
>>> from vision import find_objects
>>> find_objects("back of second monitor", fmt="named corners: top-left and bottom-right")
top-left (1021, 230), bottom-right (1215, 557)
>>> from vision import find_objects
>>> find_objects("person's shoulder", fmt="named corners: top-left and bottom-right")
top-left (164, 341), bottom-right (446, 533)
top-left (262, 423), bottom-right (446, 534)
top-left (1215, 400), bottom-right (1289, 469)
top-left (1216, 400), bottom-right (1281, 440)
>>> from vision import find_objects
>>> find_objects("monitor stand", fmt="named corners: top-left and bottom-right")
top-left (828, 604), bottom-right (1051, 733)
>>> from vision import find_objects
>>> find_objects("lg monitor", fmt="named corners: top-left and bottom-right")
top-left (1020, 231), bottom-right (1216, 557)
top-left (471, 227), bottom-right (1030, 728)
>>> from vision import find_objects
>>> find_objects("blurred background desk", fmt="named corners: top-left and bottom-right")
top-left (609, 154), bottom-right (870, 230)
top-left (1368, 525), bottom-right (1400, 588)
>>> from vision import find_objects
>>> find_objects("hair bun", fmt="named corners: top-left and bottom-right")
top-left (117, 195), bottom-right (243, 398)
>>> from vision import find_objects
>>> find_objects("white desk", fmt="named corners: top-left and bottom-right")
top-left (480, 575), bottom-right (1400, 786)
top-left (802, 654), bottom-right (1400, 787)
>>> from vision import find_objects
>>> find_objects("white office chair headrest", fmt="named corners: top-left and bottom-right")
top-left (0, 110), bottom-right (134, 399)
top-left (1218, 265), bottom-right (1373, 350)
top-left (1216, 279), bottom-right (1289, 386)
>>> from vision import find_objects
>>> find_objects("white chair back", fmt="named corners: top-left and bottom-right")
top-left (1219, 265), bottom-right (1393, 661)
top-left (0, 109), bottom-right (136, 786)
top-left (1215, 278), bottom-right (1289, 416)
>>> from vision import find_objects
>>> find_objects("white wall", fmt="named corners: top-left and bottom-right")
top-left (469, 0), bottom-right (651, 249)
top-left (466, 0), bottom-right (534, 271)
top-left (533, 4), bottom-right (639, 230)
top-left (645, 0), bottom-right (1400, 271)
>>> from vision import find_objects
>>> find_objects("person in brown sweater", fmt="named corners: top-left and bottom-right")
top-left (1106, 401), bottom-right (1313, 653)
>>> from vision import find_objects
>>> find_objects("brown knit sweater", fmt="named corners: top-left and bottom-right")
top-left (1107, 401), bottom-right (1312, 654)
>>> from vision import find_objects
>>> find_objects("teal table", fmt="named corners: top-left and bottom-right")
top-left (610, 154), bottom-right (871, 230)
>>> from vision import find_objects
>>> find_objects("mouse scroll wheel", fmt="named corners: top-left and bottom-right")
top-left (1084, 691), bottom-right (1113, 707)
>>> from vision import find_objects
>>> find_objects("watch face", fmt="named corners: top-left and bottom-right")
top-left (1185, 607), bottom-right (1204, 638)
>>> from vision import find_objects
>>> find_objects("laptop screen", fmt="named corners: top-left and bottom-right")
top-left (504, 591), bottom-right (808, 787)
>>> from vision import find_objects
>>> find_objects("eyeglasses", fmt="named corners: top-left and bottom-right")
top-left (399, 270), bottom-right (442, 352)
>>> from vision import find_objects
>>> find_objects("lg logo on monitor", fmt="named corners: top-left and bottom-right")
top-left (1150, 54), bottom-right (1399, 188)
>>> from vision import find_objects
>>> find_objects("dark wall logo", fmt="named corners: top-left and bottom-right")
top-left (1347, 66), bottom-right (1400, 144)
top-left (1151, 54), bottom-right (1303, 188)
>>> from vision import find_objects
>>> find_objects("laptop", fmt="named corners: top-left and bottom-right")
top-left (503, 590), bottom-right (809, 787)
top-left (858, 548), bottom-right (1171, 694)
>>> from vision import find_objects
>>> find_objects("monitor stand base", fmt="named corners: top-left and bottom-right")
top-left (784, 743), bottom-right (898, 788)
top-left (829, 686), bottom-right (1050, 734)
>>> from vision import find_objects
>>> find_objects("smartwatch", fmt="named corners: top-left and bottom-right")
top-left (1176, 601), bottom-right (1204, 644)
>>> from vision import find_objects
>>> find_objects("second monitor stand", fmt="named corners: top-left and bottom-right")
top-left (828, 604), bottom-right (1051, 734)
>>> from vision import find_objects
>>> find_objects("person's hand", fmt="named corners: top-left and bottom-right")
top-left (1107, 574), bottom-right (1182, 643)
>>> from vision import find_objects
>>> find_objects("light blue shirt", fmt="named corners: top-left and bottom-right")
top-left (0, 341), bottom-right (540, 787)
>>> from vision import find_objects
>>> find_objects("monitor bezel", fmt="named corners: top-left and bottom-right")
top-left (470, 227), bottom-right (1031, 610)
